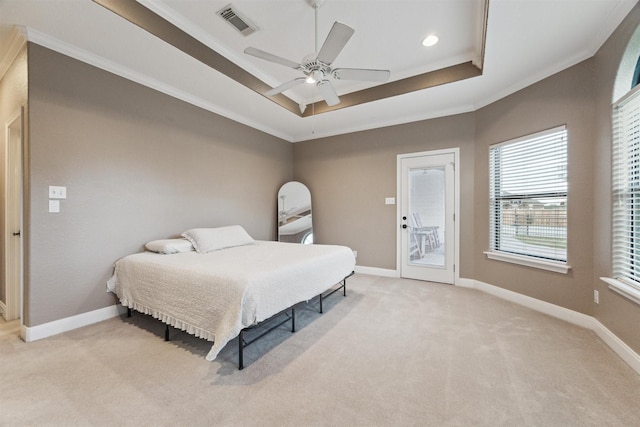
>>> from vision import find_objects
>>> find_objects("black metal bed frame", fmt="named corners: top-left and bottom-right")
top-left (127, 271), bottom-right (354, 370)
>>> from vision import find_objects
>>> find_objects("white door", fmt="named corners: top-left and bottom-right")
top-left (5, 109), bottom-right (23, 321)
top-left (399, 151), bottom-right (455, 284)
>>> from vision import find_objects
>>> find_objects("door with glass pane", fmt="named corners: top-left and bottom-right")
top-left (400, 152), bottom-right (455, 283)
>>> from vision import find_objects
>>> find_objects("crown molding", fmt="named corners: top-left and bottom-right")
top-left (0, 26), bottom-right (27, 81)
top-left (22, 26), bottom-right (293, 142)
top-left (93, 0), bottom-right (487, 118)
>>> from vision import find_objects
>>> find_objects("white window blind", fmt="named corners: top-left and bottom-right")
top-left (612, 86), bottom-right (640, 291)
top-left (489, 126), bottom-right (568, 262)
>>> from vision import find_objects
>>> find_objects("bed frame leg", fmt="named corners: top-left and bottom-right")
top-left (127, 308), bottom-right (132, 318)
top-left (233, 273), bottom-right (353, 371)
top-left (318, 274), bottom-right (350, 314)
top-left (164, 324), bottom-right (170, 341)
top-left (239, 330), bottom-right (244, 370)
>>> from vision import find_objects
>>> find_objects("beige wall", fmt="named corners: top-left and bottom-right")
top-left (26, 44), bottom-right (292, 326)
top-left (293, 113), bottom-right (476, 274)
top-left (293, 2), bottom-right (640, 357)
top-left (294, 57), bottom-right (596, 314)
top-left (593, 4), bottom-right (640, 353)
top-left (0, 45), bottom-right (27, 305)
top-left (473, 59), bottom-right (596, 315)
top-left (10, 2), bottom-right (640, 357)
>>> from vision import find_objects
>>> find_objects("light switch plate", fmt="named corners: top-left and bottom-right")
top-left (49, 186), bottom-right (67, 199)
top-left (385, 197), bottom-right (396, 205)
top-left (49, 200), bottom-right (60, 213)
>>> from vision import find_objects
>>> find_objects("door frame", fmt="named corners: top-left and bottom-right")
top-left (396, 148), bottom-right (460, 284)
top-left (4, 108), bottom-right (24, 322)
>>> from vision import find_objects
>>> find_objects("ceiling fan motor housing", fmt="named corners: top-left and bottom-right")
top-left (301, 55), bottom-right (331, 81)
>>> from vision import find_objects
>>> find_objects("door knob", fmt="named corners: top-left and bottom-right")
top-left (12, 231), bottom-right (21, 236)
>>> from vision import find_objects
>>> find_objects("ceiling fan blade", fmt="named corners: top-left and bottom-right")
top-left (333, 68), bottom-right (391, 82)
top-left (244, 47), bottom-right (301, 69)
top-left (316, 22), bottom-right (355, 65)
top-left (265, 78), bottom-right (307, 96)
top-left (316, 80), bottom-right (340, 106)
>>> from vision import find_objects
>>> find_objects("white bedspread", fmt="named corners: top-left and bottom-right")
top-left (107, 241), bottom-right (355, 361)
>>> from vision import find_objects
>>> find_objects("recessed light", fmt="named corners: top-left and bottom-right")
top-left (422, 35), bottom-right (439, 47)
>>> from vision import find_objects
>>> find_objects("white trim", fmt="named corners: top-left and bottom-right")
top-left (490, 125), bottom-right (567, 149)
top-left (484, 251), bottom-right (571, 274)
top-left (5, 109), bottom-right (24, 323)
top-left (466, 278), bottom-right (640, 375)
top-left (21, 305), bottom-right (127, 342)
top-left (600, 277), bottom-right (640, 306)
top-left (591, 318), bottom-right (640, 376)
top-left (472, 279), bottom-right (593, 328)
top-left (455, 277), bottom-right (476, 288)
top-left (16, 275), bottom-right (640, 375)
top-left (22, 27), bottom-right (292, 143)
top-left (355, 265), bottom-right (398, 278)
top-left (290, 104), bottom-right (477, 143)
top-left (352, 270), bottom-right (640, 374)
top-left (0, 27), bottom-right (26, 81)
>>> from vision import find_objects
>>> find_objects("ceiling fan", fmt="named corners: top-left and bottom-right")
top-left (278, 195), bottom-right (297, 218)
top-left (244, 0), bottom-right (390, 109)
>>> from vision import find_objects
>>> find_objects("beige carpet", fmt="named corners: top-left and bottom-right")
top-left (2, 274), bottom-right (640, 426)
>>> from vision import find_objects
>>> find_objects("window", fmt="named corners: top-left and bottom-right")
top-left (608, 85), bottom-right (640, 303)
top-left (301, 231), bottom-right (314, 245)
top-left (632, 55), bottom-right (640, 88)
top-left (487, 126), bottom-right (569, 272)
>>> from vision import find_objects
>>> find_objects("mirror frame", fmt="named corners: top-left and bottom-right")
top-left (277, 181), bottom-right (313, 244)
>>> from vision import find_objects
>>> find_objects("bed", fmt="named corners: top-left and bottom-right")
top-left (107, 226), bottom-right (355, 368)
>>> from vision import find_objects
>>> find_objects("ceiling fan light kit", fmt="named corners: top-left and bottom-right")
top-left (244, 0), bottom-right (391, 108)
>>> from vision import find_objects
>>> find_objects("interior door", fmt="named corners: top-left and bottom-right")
top-left (5, 108), bottom-right (23, 321)
top-left (399, 152), bottom-right (455, 283)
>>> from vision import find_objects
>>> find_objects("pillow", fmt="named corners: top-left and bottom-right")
top-left (145, 238), bottom-right (194, 254)
top-left (181, 225), bottom-right (255, 254)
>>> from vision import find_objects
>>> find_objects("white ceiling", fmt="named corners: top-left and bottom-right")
top-left (0, 0), bottom-right (637, 142)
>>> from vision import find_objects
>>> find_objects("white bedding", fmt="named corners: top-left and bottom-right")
top-left (107, 240), bottom-right (355, 361)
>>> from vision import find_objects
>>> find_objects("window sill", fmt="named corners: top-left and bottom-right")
top-left (484, 251), bottom-right (571, 274)
top-left (600, 277), bottom-right (640, 306)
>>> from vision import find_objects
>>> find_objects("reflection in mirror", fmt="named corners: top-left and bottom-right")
top-left (278, 181), bottom-right (313, 244)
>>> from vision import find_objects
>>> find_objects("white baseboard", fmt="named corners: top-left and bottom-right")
top-left (461, 278), bottom-right (640, 375)
top-left (455, 277), bottom-right (476, 288)
top-left (355, 265), bottom-right (398, 277)
top-left (0, 300), bottom-right (6, 316)
top-left (471, 279), bottom-right (595, 329)
top-left (590, 318), bottom-right (640, 375)
top-left (22, 304), bottom-right (127, 342)
top-left (18, 274), bottom-right (640, 375)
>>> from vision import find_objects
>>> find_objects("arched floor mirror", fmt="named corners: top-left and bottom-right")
top-left (278, 181), bottom-right (313, 244)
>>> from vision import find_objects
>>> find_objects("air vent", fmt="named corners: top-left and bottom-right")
top-left (217, 4), bottom-right (258, 36)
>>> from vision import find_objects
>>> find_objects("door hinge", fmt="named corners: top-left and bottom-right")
top-left (453, 264), bottom-right (456, 272)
